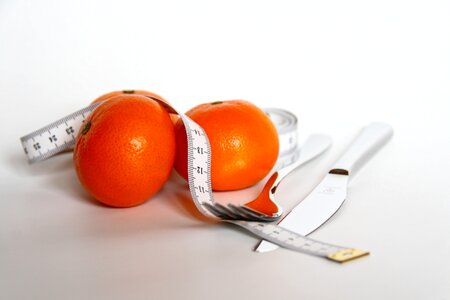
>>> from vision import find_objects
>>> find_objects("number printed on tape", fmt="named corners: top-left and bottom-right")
top-left (20, 103), bottom-right (101, 163)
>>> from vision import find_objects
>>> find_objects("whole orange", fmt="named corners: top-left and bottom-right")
top-left (174, 100), bottom-right (279, 191)
top-left (92, 89), bottom-right (178, 123)
top-left (74, 95), bottom-right (176, 207)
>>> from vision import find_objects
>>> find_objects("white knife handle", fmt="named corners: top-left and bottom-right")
top-left (330, 122), bottom-right (393, 177)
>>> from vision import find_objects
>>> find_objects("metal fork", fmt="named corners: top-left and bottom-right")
top-left (203, 134), bottom-right (332, 222)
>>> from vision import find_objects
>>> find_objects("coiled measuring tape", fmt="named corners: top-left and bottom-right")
top-left (266, 108), bottom-right (300, 170)
top-left (20, 99), bottom-right (368, 263)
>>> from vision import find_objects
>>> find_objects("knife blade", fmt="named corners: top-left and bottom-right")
top-left (255, 122), bottom-right (393, 253)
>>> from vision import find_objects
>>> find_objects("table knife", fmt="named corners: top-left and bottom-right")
top-left (255, 122), bottom-right (393, 253)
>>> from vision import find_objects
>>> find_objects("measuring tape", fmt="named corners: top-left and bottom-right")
top-left (20, 98), bottom-right (368, 263)
top-left (20, 103), bottom-right (102, 164)
top-left (266, 108), bottom-right (300, 170)
top-left (20, 105), bottom-right (299, 167)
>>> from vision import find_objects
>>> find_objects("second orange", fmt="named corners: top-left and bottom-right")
top-left (174, 100), bottom-right (279, 191)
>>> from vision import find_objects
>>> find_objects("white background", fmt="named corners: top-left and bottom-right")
top-left (1, 1), bottom-right (449, 299)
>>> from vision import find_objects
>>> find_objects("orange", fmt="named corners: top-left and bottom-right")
top-left (92, 89), bottom-right (179, 124)
top-left (92, 89), bottom-right (166, 104)
top-left (174, 100), bottom-right (279, 191)
top-left (74, 94), bottom-right (176, 207)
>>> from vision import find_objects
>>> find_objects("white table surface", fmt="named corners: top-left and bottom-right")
top-left (1, 1), bottom-right (449, 299)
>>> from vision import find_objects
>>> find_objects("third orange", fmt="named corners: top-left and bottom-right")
top-left (92, 89), bottom-right (179, 123)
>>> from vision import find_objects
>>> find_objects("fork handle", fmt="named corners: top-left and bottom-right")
top-left (330, 122), bottom-right (393, 177)
top-left (274, 134), bottom-right (332, 187)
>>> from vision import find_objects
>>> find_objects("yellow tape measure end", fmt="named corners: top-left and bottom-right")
top-left (327, 248), bottom-right (370, 263)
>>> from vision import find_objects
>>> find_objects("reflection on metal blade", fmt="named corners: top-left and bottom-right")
top-left (256, 173), bottom-right (349, 252)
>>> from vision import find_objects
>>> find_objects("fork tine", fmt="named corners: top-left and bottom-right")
top-left (227, 204), bottom-right (271, 221)
top-left (203, 203), bottom-right (229, 219)
top-left (214, 203), bottom-right (240, 220)
top-left (239, 205), bottom-right (282, 220)
top-left (233, 205), bottom-right (280, 222)
top-left (246, 203), bottom-right (282, 218)
top-left (205, 202), bottom-right (279, 222)
top-left (233, 204), bottom-right (271, 219)
top-left (226, 204), bottom-right (256, 220)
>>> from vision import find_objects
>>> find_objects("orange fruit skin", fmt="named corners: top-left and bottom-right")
top-left (92, 90), bottom-right (179, 124)
top-left (92, 89), bottom-right (166, 104)
top-left (74, 95), bottom-right (176, 207)
top-left (174, 100), bottom-right (279, 191)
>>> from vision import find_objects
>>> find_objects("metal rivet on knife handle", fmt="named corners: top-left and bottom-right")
top-left (329, 169), bottom-right (349, 175)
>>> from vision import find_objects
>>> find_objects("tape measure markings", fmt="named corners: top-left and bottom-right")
top-left (267, 108), bottom-right (298, 157)
top-left (266, 108), bottom-right (300, 171)
top-left (182, 113), bottom-right (216, 218)
top-left (21, 103), bottom-right (102, 163)
top-left (231, 221), bottom-right (369, 263)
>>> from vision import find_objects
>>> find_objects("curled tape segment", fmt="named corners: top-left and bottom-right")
top-left (265, 108), bottom-right (299, 170)
top-left (19, 99), bottom-right (367, 262)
